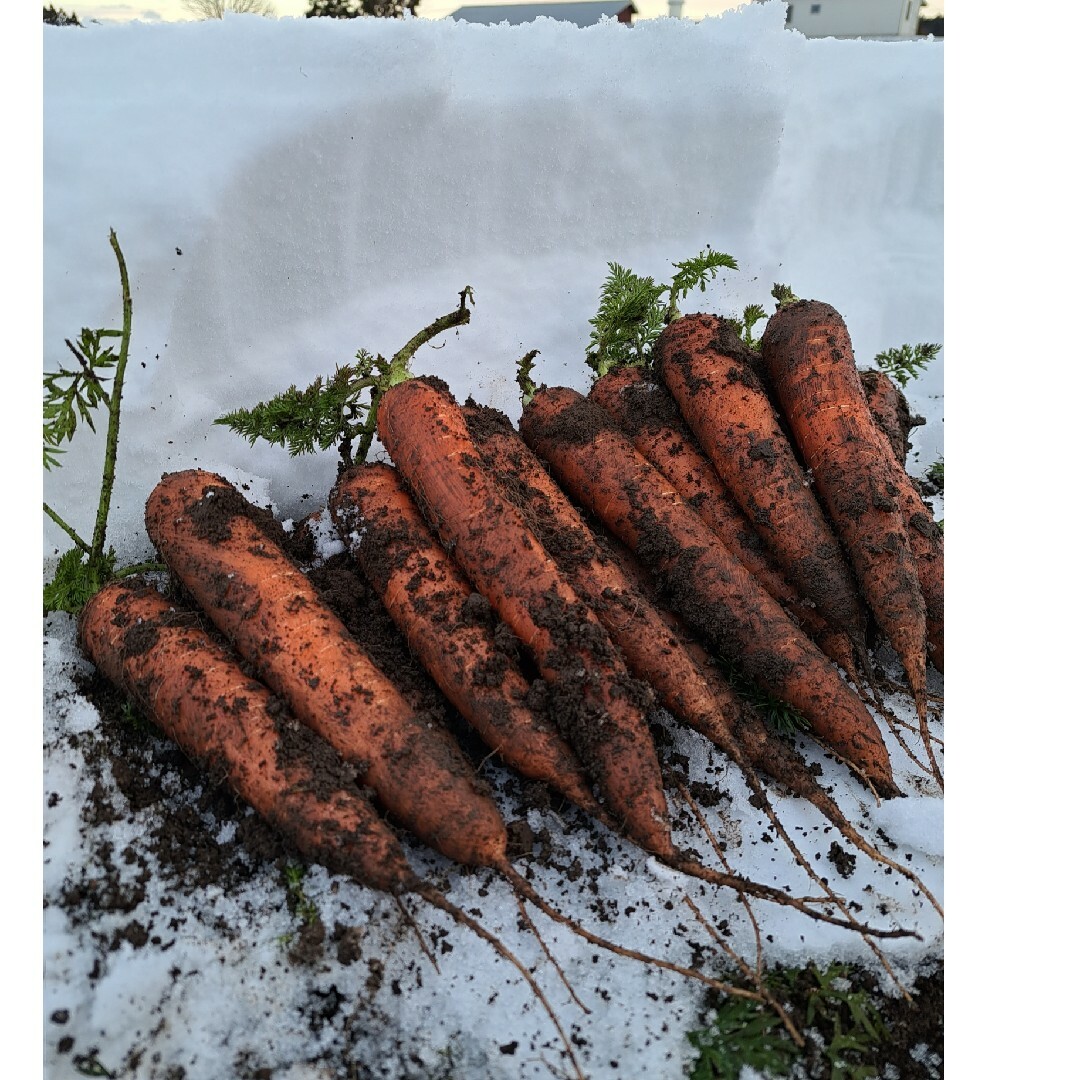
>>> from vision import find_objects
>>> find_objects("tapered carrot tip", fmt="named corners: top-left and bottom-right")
top-left (870, 770), bottom-right (902, 801)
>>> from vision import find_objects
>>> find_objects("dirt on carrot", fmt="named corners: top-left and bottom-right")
top-left (519, 385), bottom-right (899, 799)
top-left (78, 578), bottom-right (422, 895)
top-left (759, 300), bottom-right (932, 748)
top-left (654, 314), bottom-right (871, 673)
top-left (145, 468), bottom-right (512, 870)
top-left (376, 377), bottom-right (675, 859)
top-left (328, 461), bottom-right (604, 816)
top-left (586, 365), bottom-right (862, 678)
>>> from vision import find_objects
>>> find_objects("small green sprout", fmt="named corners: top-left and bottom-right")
top-left (283, 862), bottom-right (319, 927)
top-left (585, 248), bottom-right (738, 377)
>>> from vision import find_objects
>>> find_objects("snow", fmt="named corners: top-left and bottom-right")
top-left (42, 6), bottom-right (946, 1078)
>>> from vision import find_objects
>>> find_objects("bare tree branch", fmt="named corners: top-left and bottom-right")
top-left (181, 0), bottom-right (277, 18)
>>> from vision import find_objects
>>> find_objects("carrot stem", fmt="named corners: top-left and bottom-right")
top-left (43, 501), bottom-right (90, 554)
top-left (91, 228), bottom-right (133, 560)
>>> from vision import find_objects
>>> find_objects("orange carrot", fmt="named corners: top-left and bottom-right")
top-left (759, 301), bottom-right (932, 737)
top-left (860, 368), bottom-right (926, 468)
top-left (145, 469), bottom-right (897, 947)
top-left (518, 385), bottom-right (899, 799)
top-left (600, 535), bottom-right (940, 914)
top-left (79, 577), bottom-right (422, 894)
top-left (588, 366), bottom-right (797, 605)
top-left (144, 468), bottom-right (509, 869)
top-left (461, 398), bottom-right (766, 763)
top-left (383, 391), bottom-right (920, 938)
top-left (328, 460), bottom-right (603, 817)
top-left (374, 377), bottom-right (673, 859)
top-left (856, 373), bottom-right (944, 674)
top-left (78, 577), bottom-right (591, 1079)
top-left (463, 402), bottom-right (943, 913)
top-left (587, 365), bottom-right (860, 679)
top-left (654, 314), bottom-right (870, 671)
top-left (891, 469), bottom-right (944, 674)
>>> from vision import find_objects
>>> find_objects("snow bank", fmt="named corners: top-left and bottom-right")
top-left (43, 3), bottom-right (943, 563)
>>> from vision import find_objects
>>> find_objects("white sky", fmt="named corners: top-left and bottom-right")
top-left (69, 1), bottom-right (946, 28)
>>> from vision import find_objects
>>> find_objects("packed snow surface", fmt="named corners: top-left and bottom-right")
top-left (43, 5), bottom-right (943, 1078)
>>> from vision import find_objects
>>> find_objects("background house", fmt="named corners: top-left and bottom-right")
top-left (448, 1), bottom-right (636, 26)
top-left (778, 0), bottom-right (923, 39)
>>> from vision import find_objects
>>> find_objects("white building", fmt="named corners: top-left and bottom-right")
top-left (777, 0), bottom-right (923, 39)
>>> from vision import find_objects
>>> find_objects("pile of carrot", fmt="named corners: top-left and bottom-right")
top-left (76, 293), bottom-right (942, 1068)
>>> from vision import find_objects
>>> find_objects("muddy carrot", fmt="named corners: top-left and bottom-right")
top-left (518, 385), bottom-right (899, 799)
top-left (461, 398), bottom-right (768, 763)
top-left (890, 471), bottom-right (943, 675)
top-left (856, 372), bottom-right (944, 674)
top-left (79, 577), bottom-right (424, 893)
top-left (759, 300), bottom-right (932, 756)
top-left (144, 468), bottom-right (510, 869)
top-left (148, 470), bottom-right (902, 947)
top-left (374, 377), bottom-right (672, 859)
top-left (587, 365), bottom-right (859, 678)
top-left (654, 314), bottom-right (870, 671)
top-left (463, 402), bottom-right (943, 912)
top-left (328, 460), bottom-right (603, 816)
top-left (78, 577), bottom-right (592, 1078)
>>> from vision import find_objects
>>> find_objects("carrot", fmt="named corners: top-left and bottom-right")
top-left (146, 471), bottom-right (813, 986)
top-left (653, 314), bottom-right (870, 672)
top-left (77, 576), bottom-right (590, 1079)
top-left (606, 534), bottom-right (940, 913)
top-left (517, 385), bottom-right (900, 799)
top-left (890, 469), bottom-right (944, 675)
top-left (588, 366), bottom-right (799, 607)
top-left (79, 576), bottom-right (423, 894)
top-left (460, 397), bottom-right (766, 764)
top-left (328, 460), bottom-right (603, 817)
top-left (463, 402), bottom-right (943, 920)
top-left (375, 376), bottom-right (673, 860)
top-left (375, 380), bottom-right (923, 945)
top-left (860, 368), bottom-right (926, 467)
top-left (587, 365), bottom-right (860, 679)
top-left (856, 373), bottom-right (944, 674)
top-left (144, 468), bottom-right (510, 870)
top-left (758, 300), bottom-right (933, 747)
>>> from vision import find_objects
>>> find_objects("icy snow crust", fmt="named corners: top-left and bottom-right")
top-left (43, 6), bottom-right (943, 1078)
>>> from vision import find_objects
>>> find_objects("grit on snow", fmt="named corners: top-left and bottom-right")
top-left (43, 5), bottom-right (943, 1078)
